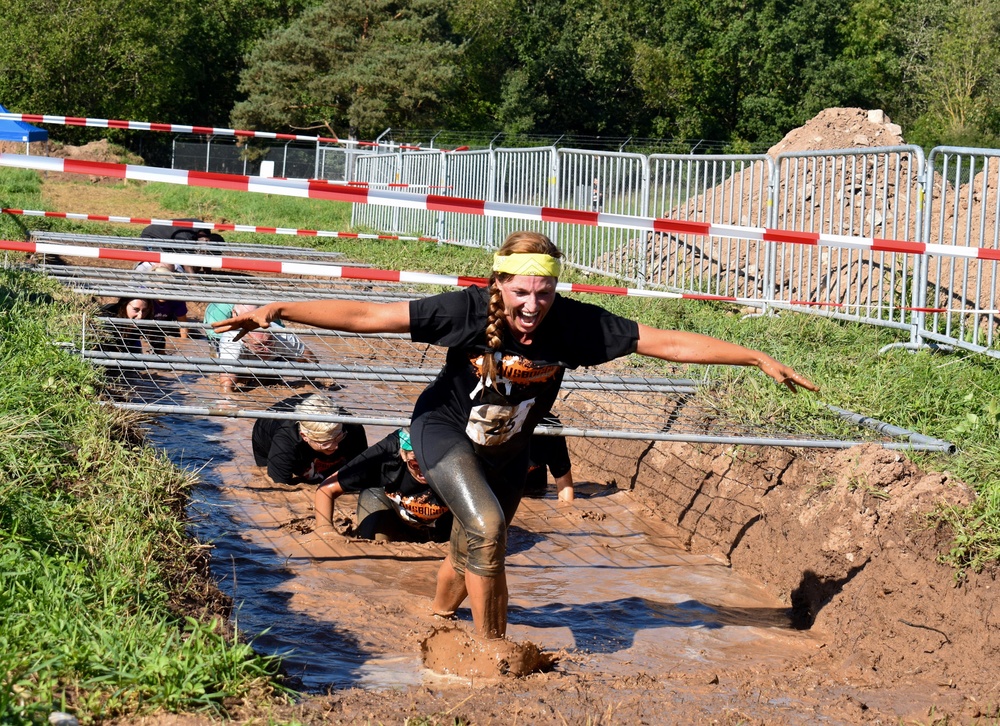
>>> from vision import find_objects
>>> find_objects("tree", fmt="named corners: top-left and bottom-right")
top-left (907, 0), bottom-right (1000, 146)
top-left (450, 0), bottom-right (649, 137)
top-left (0, 0), bottom-right (303, 139)
top-left (231, 0), bottom-right (462, 138)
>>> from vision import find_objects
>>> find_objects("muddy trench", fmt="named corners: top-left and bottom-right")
top-left (144, 406), bottom-right (997, 724)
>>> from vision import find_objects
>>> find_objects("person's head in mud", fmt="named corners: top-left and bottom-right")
top-left (252, 394), bottom-right (368, 489)
top-left (212, 230), bottom-right (818, 641)
top-left (296, 394), bottom-right (349, 454)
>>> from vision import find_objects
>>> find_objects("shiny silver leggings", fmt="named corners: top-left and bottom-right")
top-left (414, 420), bottom-right (526, 577)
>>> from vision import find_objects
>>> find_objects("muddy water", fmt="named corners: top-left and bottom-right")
top-left (146, 412), bottom-right (821, 692)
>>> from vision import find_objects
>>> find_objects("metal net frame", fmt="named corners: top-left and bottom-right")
top-left (9, 232), bottom-right (953, 451)
top-left (76, 316), bottom-right (952, 451)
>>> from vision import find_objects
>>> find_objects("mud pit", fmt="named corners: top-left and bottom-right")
top-left (144, 406), bottom-right (997, 724)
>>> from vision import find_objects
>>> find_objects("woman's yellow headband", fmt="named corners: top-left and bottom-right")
top-left (492, 253), bottom-right (562, 277)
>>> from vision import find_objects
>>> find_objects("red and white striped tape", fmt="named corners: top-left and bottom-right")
top-left (0, 208), bottom-right (438, 243)
top-left (0, 237), bottom-right (687, 299)
top-left (1, 151), bottom-right (997, 263)
top-left (0, 238), bottom-right (952, 312)
top-left (0, 112), bottom-right (456, 152)
top-left (344, 181), bottom-right (453, 190)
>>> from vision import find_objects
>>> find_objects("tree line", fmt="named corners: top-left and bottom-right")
top-left (2, 0), bottom-right (999, 151)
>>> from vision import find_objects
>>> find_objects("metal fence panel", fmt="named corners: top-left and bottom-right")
top-left (171, 136), bottom-right (321, 177)
top-left (556, 149), bottom-right (649, 284)
top-left (647, 154), bottom-right (772, 300)
top-left (350, 152), bottom-right (401, 232)
top-left (318, 146), bottom-right (359, 182)
top-left (395, 151), bottom-right (445, 239)
top-left (921, 147), bottom-right (1000, 357)
top-left (770, 147), bottom-right (924, 332)
top-left (441, 150), bottom-right (495, 248)
top-left (492, 147), bottom-right (557, 245)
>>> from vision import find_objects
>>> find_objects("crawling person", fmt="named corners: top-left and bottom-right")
top-left (97, 297), bottom-right (155, 354)
top-left (314, 428), bottom-right (452, 543)
top-left (214, 230), bottom-right (817, 639)
top-left (251, 393), bottom-right (367, 487)
top-left (205, 302), bottom-right (317, 394)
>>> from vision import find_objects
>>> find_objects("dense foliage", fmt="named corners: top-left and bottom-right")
top-left (3, 0), bottom-right (1000, 151)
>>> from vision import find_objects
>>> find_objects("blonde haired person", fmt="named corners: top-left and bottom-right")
top-left (215, 231), bottom-right (817, 639)
top-left (251, 393), bottom-right (367, 487)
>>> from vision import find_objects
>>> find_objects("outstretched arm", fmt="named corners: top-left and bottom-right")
top-left (212, 299), bottom-right (412, 338)
top-left (635, 324), bottom-right (818, 393)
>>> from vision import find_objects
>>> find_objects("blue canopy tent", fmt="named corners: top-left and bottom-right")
top-left (0, 104), bottom-right (48, 153)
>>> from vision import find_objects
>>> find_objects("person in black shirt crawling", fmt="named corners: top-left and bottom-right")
top-left (251, 393), bottom-right (367, 487)
top-left (315, 428), bottom-right (451, 543)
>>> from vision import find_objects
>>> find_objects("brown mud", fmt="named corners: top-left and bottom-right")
top-left (134, 409), bottom-right (999, 726)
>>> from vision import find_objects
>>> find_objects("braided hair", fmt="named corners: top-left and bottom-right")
top-left (480, 231), bottom-right (562, 388)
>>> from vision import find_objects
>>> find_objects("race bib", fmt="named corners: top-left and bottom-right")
top-left (465, 398), bottom-right (536, 446)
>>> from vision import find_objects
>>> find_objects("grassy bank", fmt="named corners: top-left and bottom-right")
top-left (0, 266), bottom-right (283, 723)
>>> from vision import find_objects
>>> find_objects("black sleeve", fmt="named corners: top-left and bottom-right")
top-left (264, 422), bottom-right (303, 485)
top-left (337, 431), bottom-right (399, 492)
top-left (408, 287), bottom-right (486, 349)
top-left (551, 297), bottom-right (639, 367)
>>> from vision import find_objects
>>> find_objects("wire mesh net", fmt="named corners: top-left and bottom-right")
top-left (9, 232), bottom-right (952, 450)
top-left (77, 316), bottom-right (943, 449)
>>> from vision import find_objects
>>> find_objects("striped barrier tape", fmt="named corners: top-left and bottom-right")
top-left (1, 208), bottom-right (439, 243)
top-left (0, 112), bottom-right (462, 152)
top-left (2, 150), bottom-right (998, 263)
top-left (0, 238), bottom-right (951, 312)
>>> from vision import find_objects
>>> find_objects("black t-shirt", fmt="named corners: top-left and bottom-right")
top-left (140, 220), bottom-right (202, 241)
top-left (337, 429), bottom-right (430, 498)
top-left (408, 286), bottom-right (638, 449)
top-left (251, 418), bottom-right (367, 485)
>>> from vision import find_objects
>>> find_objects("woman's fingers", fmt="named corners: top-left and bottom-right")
top-left (211, 314), bottom-right (269, 338)
top-left (782, 370), bottom-right (819, 393)
top-left (760, 358), bottom-right (819, 393)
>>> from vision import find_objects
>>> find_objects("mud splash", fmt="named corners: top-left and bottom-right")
top-left (421, 626), bottom-right (556, 678)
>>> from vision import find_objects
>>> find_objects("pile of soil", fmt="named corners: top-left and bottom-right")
top-left (49, 138), bottom-right (144, 165)
top-left (767, 107), bottom-right (905, 156)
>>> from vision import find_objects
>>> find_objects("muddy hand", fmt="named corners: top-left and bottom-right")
top-left (759, 357), bottom-right (818, 393)
top-left (211, 305), bottom-right (277, 341)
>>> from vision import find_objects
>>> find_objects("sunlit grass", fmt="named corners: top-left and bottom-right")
top-left (0, 265), bottom-right (283, 721)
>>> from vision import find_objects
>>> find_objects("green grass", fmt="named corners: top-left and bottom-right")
top-left (0, 266), bottom-right (284, 721)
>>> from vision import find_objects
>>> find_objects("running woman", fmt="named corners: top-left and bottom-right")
top-left (213, 230), bottom-right (817, 639)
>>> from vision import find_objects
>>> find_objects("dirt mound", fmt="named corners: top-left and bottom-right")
top-left (50, 139), bottom-right (143, 165)
top-left (768, 107), bottom-right (905, 156)
top-left (572, 438), bottom-right (999, 708)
